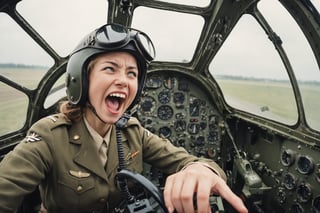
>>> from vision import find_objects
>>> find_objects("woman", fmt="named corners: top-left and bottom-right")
top-left (0, 23), bottom-right (247, 213)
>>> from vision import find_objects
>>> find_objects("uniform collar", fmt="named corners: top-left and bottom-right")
top-left (69, 118), bottom-right (109, 181)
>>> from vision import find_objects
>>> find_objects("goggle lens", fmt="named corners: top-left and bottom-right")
top-left (96, 24), bottom-right (129, 48)
top-left (95, 24), bottom-right (155, 62)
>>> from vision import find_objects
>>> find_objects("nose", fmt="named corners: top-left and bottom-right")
top-left (114, 72), bottom-right (129, 87)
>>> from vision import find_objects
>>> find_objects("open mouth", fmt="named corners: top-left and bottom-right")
top-left (106, 93), bottom-right (126, 112)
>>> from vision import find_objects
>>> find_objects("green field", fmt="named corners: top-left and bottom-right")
top-left (1, 68), bottom-right (319, 135)
top-left (1, 68), bottom-right (47, 135)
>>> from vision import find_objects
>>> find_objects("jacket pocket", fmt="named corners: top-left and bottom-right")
top-left (56, 171), bottom-right (95, 208)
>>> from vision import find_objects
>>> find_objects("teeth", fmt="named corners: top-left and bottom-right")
top-left (109, 93), bottom-right (126, 99)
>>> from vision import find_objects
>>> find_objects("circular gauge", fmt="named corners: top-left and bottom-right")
top-left (158, 91), bottom-right (171, 104)
top-left (297, 155), bottom-right (314, 174)
top-left (312, 195), bottom-right (320, 213)
top-left (173, 92), bottom-right (185, 104)
top-left (280, 149), bottom-right (296, 166)
top-left (145, 75), bottom-right (162, 88)
top-left (315, 163), bottom-right (320, 183)
top-left (283, 173), bottom-right (296, 190)
top-left (195, 136), bottom-right (205, 146)
top-left (208, 131), bottom-right (218, 142)
top-left (188, 123), bottom-right (200, 134)
top-left (291, 203), bottom-right (304, 213)
top-left (158, 126), bottom-right (171, 138)
top-left (138, 96), bottom-right (156, 115)
top-left (189, 99), bottom-right (201, 117)
top-left (174, 120), bottom-right (186, 132)
top-left (157, 105), bottom-right (173, 120)
top-left (164, 77), bottom-right (175, 89)
top-left (296, 182), bottom-right (312, 203)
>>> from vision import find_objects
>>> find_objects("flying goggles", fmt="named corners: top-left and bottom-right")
top-left (76, 23), bottom-right (155, 63)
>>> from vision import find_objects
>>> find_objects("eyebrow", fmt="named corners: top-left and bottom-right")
top-left (101, 60), bottom-right (138, 70)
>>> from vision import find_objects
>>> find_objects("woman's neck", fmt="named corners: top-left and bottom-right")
top-left (84, 110), bottom-right (111, 137)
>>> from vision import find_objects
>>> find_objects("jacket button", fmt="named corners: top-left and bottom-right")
top-left (76, 185), bottom-right (83, 192)
top-left (73, 135), bottom-right (80, 140)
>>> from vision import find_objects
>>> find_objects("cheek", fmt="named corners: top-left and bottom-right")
top-left (88, 77), bottom-right (106, 99)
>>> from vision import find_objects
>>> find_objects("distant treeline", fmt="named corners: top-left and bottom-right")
top-left (0, 63), bottom-right (48, 69)
top-left (215, 74), bottom-right (320, 85)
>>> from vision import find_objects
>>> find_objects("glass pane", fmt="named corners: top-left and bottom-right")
top-left (155, 0), bottom-right (210, 7)
top-left (44, 73), bottom-right (67, 109)
top-left (209, 14), bottom-right (298, 125)
top-left (17, 0), bottom-right (108, 57)
top-left (311, 0), bottom-right (320, 13)
top-left (0, 13), bottom-right (52, 88)
top-left (259, 1), bottom-right (320, 131)
top-left (132, 7), bottom-right (204, 62)
top-left (0, 82), bottom-right (28, 135)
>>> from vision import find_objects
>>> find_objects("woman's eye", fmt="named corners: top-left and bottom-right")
top-left (102, 66), bottom-right (114, 72)
top-left (128, 71), bottom-right (138, 78)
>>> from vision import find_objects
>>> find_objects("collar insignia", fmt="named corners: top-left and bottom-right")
top-left (25, 132), bottom-right (42, 143)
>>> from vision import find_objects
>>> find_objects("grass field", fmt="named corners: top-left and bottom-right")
top-left (1, 68), bottom-right (319, 135)
top-left (1, 68), bottom-right (47, 135)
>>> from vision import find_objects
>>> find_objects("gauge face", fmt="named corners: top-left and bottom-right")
top-left (164, 77), bottom-right (175, 89)
top-left (313, 196), bottom-right (320, 213)
top-left (188, 123), bottom-right (200, 134)
top-left (291, 203), bottom-right (304, 213)
top-left (316, 164), bottom-right (320, 183)
top-left (173, 92), bottom-right (185, 105)
top-left (157, 105), bottom-right (173, 120)
top-left (139, 96), bottom-right (156, 115)
top-left (145, 75), bottom-right (162, 88)
top-left (283, 173), bottom-right (296, 190)
top-left (189, 99), bottom-right (201, 117)
top-left (296, 183), bottom-right (312, 203)
top-left (297, 155), bottom-right (314, 174)
top-left (174, 119), bottom-right (186, 132)
top-left (280, 149), bottom-right (296, 167)
top-left (158, 126), bottom-right (171, 138)
top-left (158, 91), bottom-right (171, 104)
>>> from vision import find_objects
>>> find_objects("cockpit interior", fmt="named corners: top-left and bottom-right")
top-left (1, 0), bottom-right (320, 212)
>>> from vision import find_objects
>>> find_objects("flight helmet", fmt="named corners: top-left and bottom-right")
top-left (66, 23), bottom-right (155, 111)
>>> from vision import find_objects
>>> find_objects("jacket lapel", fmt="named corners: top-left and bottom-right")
top-left (70, 119), bottom-right (108, 181)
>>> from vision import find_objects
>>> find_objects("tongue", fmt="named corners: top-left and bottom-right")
top-left (106, 97), bottom-right (120, 112)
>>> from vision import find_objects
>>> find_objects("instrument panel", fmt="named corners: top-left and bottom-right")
top-left (135, 71), bottom-right (224, 162)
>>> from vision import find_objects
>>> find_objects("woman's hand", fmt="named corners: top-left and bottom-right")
top-left (163, 163), bottom-right (248, 213)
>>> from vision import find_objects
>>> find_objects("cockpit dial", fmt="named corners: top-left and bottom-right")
top-left (297, 155), bottom-right (314, 175)
top-left (138, 96), bottom-right (156, 116)
top-left (280, 149), bottom-right (296, 167)
top-left (157, 105), bottom-right (174, 120)
top-left (158, 91), bottom-right (171, 104)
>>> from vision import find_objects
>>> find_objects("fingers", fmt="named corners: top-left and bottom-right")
top-left (164, 166), bottom-right (212, 213)
top-left (164, 171), bottom-right (198, 213)
top-left (163, 164), bottom-right (248, 213)
top-left (213, 180), bottom-right (248, 213)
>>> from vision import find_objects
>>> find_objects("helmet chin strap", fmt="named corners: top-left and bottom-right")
top-left (87, 101), bottom-right (107, 124)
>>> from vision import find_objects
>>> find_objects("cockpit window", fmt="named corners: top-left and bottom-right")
top-left (0, 13), bottom-right (52, 135)
top-left (258, 1), bottom-right (320, 131)
top-left (210, 1), bottom-right (320, 131)
top-left (154, 0), bottom-right (210, 7)
top-left (132, 7), bottom-right (204, 62)
top-left (0, 13), bottom-right (52, 88)
top-left (16, 0), bottom-right (108, 57)
top-left (209, 14), bottom-right (298, 125)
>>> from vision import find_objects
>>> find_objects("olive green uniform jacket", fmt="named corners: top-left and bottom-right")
top-left (0, 113), bottom-right (226, 212)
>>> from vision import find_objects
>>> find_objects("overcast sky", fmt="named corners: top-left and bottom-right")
top-left (0, 0), bottom-right (319, 82)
